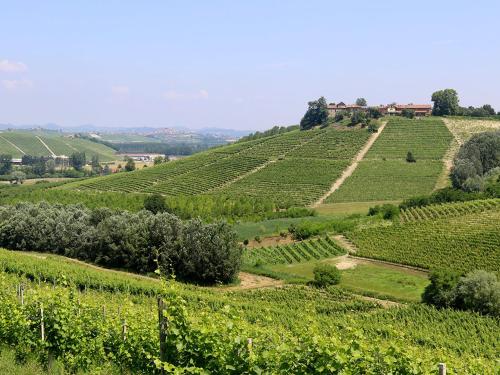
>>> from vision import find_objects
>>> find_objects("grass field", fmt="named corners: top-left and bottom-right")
top-left (267, 259), bottom-right (429, 302)
top-left (327, 117), bottom-right (453, 202)
top-left (0, 130), bottom-right (117, 161)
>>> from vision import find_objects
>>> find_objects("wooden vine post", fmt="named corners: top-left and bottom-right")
top-left (157, 297), bottom-right (168, 373)
top-left (438, 363), bottom-right (446, 375)
top-left (40, 304), bottom-right (45, 342)
top-left (122, 319), bottom-right (127, 341)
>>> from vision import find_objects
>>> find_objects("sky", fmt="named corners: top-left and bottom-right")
top-left (1, 0), bottom-right (499, 130)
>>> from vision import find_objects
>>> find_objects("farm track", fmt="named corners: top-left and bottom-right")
top-left (36, 135), bottom-right (57, 157)
top-left (312, 121), bottom-right (387, 207)
top-left (0, 134), bottom-right (25, 155)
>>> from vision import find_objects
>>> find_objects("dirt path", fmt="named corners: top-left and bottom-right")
top-left (36, 135), bottom-right (56, 157)
top-left (332, 234), bottom-right (357, 254)
top-left (312, 121), bottom-right (387, 207)
top-left (222, 272), bottom-right (284, 291)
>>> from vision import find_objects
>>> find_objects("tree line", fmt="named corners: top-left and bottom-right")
top-left (431, 89), bottom-right (498, 117)
top-left (0, 202), bottom-right (242, 284)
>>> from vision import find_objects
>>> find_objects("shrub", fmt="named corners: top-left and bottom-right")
top-left (288, 222), bottom-right (320, 240)
top-left (243, 239), bottom-right (249, 246)
top-left (367, 123), bottom-right (378, 133)
top-left (401, 109), bottom-right (415, 118)
top-left (144, 194), bottom-right (167, 214)
top-left (455, 270), bottom-right (500, 316)
top-left (313, 263), bottom-right (341, 287)
top-left (254, 235), bottom-right (262, 243)
top-left (406, 151), bottom-right (416, 163)
top-left (368, 204), bottom-right (399, 219)
top-left (422, 269), bottom-right (460, 308)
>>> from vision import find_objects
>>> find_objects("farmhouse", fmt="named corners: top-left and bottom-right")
top-left (327, 102), bottom-right (432, 117)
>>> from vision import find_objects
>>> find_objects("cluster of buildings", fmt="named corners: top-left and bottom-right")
top-left (327, 102), bottom-right (432, 117)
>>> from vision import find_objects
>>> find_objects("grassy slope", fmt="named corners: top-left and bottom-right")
top-left (0, 130), bottom-right (117, 161)
top-left (327, 117), bottom-right (453, 202)
top-left (61, 126), bottom-right (371, 206)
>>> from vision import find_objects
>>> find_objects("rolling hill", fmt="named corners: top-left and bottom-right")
top-left (0, 129), bottom-right (117, 161)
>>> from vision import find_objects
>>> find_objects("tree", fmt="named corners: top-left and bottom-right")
top-left (102, 164), bottom-right (111, 175)
top-left (91, 155), bottom-right (101, 174)
top-left (154, 156), bottom-right (166, 165)
top-left (334, 110), bottom-right (346, 122)
top-left (125, 157), bottom-right (136, 172)
top-left (313, 263), bottom-right (341, 287)
top-left (144, 194), bottom-right (167, 214)
top-left (402, 109), bottom-right (415, 119)
top-left (406, 151), bottom-right (416, 163)
top-left (0, 154), bottom-right (12, 175)
top-left (431, 89), bottom-right (459, 116)
top-left (455, 270), bottom-right (500, 316)
top-left (422, 269), bottom-right (460, 308)
top-left (70, 152), bottom-right (86, 171)
top-left (367, 107), bottom-right (382, 119)
top-left (46, 159), bottom-right (56, 174)
top-left (10, 171), bottom-right (26, 184)
top-left (350, 110), bottom-right (367, 126)
top-left (367, 123), bottom-right (379, 133)
top-left (482, 104), bottom-right (496, 116)
top-left (300, 97), bottom-right (329, 130)
top-left (355, 98), bottom-right (367, 107)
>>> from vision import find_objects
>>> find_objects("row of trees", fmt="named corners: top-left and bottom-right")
top-left (0, 202), bottom-right (242, 284)
top-left (431, 89), bottom-right (498, 117)
top-left (423, 269), bottom-right (499, 316)
top-left (238, 125), bottom-right (300, 142)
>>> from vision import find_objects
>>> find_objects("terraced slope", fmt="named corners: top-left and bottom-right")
top-left (326, 117), bottom-right (453, 202)
top-left (64, 126), bottom-right (371, 205)
top-left (0, 130), bottom-right (117, 161)
top-left (347, 202), bottom-right (500, 274)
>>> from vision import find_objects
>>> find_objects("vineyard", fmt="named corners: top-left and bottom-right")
top-left (348, 205), bottom-right (500, 274)
top-left (400, 198), bottom-right (500, 223)
top-left (0, 130), bottom-right (117, 161)
top-left (243, 236), bottom-right (345, 265)
top-left (327, 117), bottom-right (454, 202)
top-left (62, 126), bottom-right (371, 206)
top-left (0, 249), bottom-right (497, 373)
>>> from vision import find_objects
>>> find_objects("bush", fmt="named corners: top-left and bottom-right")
top-left (367, 123), bottom-right (378, 133)
top-left (367, 204), bottom-right (399, 219)
top-left (455, 270), bottom-right (500, 316)
top-left (401, 109), bottom-right (415, 119)
top-left (144, 194), bottom-right (167, 214)
top-left (0, 202), bottom-right (241, 285)
top-left (288, 222), bottom-right (320, 240)
top-left (422, 269), bottom-right (460, 308)
top-left (406, 151), bottom-right (416, 163)
top-left (313, 263), bottom-right (341, 287)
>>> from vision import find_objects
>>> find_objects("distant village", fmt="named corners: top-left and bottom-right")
top-left (327, 102), bottom-right (432, 117)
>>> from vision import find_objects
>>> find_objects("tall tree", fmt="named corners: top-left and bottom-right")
top-left (356, 98), bottom-right (367, 106)
top-left (300, 97), bottom-right (329, 130)
top-left (431, 89), bottom-right (459, 116)
top-left (0, 154), bottom-right (12, 175)
top-left (125, 157), bottom-right (136, 172)
top-left (70, 152), bottom-right (86, 171)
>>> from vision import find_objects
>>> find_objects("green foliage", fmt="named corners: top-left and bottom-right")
top-left (367, 122), bottom-right (379, 133)
top-left (431, 88), bottom-right (459, 116)
top-left (355, 98), bottom-right (367, 106)
top-left (0, 202), bottom-right (241, 284)
top-left (312, 263), bottom-right (341, 287)
top-left (300, 97), bottom-right (328, 130)
top-left (406, 151), bottom-right (416, 163)
top-left (0, 154), bottom-right (12, 175)
top-left (143, 194), bottom-right (167, 214)
top-left (422, 269), bottom-right (460, 308)
top-left (124, 157), bottom-right (135, 172)
top-left (456, 270), bottom-right (500, 316)
top-left (451, 131), bottom-right (500, 190)
top-left (238, 125), bottom-right (299, 142)
top-left (401, 108), bottom-right (415, 118)
top-left (244, 236), bottom-right (345, 266)
top-left (328, 117), bottom-right (453, 202)
top-left (367, 107), bottom-right (382, 119)
top-left (349, 205), bottom-right (500, 274)
top-left (69, 152), bottom-right (86, 171)
top-left (367, 203), bottom-right (399, 219)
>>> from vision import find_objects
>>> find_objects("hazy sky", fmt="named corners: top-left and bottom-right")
top-left (1, 0), bottom-right (499, 130)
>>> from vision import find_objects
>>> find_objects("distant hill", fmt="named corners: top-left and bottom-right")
top-left (0, 129), bottom-right (117, 161)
